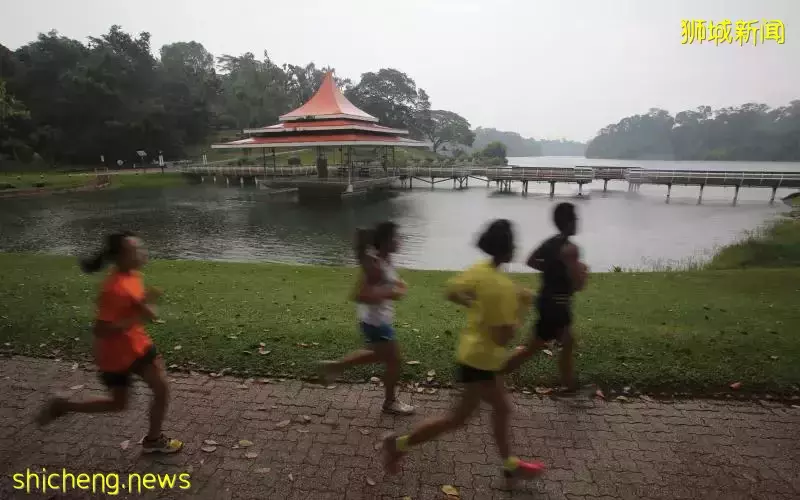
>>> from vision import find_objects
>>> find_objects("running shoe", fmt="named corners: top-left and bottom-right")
top-left (142, 434), bottom-right (184, 454)
top-left (504, 459), bottom-right (546, 483)
top-left (382, 399), bottom-right (415, 415)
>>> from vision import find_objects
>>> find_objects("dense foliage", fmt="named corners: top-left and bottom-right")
top-left (586, 104), bottom-right (800, 161)
top-left (0, 26), bottom-right (478, 167)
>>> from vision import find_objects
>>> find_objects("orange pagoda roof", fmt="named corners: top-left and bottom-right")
top-left (211, 72), bottom-right (429, 150)
top-left (279, 72), bottom-right (378, 123)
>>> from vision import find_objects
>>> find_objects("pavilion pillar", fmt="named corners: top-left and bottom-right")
top-left (603, 179), bottom-right (608, 192)
top-left (698, 184), bottom-right (705, 205)
top-left (733, 185), bottom-right (740, 206)
top-left (770, 186), bottom-right (777, 204)
top-left (549, 182), bottom-right (555, 197)
top-left (262, 148), bottom-right (267, 176)
top-left (272, 148), bottom-right (277, 173)
top-left (346, 146), bottom-right (353, 193)
top-left (666, 184), bottom-right (672, 203)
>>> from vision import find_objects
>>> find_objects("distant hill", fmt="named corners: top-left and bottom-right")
top-left (470, 128), bottom-right (586, 157)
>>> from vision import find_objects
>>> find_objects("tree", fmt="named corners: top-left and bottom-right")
top-left (472, 127), bottom-right (542, 157)
top-left (160, 41), bottom-right (220, 146)
top-left (0, 80), bottom-right (33, 161)
top-left (423, 110), bottom-right (475, 153)
top-left (587, 103), bottom-right (800, 161)
top-left (345, 68), bottom-right (426, 134)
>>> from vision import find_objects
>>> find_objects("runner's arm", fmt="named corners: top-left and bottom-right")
top-left (526, 244), bottom-right (545, 271)
top-left (445, 268), bottom-right (476, 307)
top-left (561, 243), bottom-right (587, 291)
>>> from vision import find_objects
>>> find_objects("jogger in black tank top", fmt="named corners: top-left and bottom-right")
top-left (503, 203), bottom-right (587, 393)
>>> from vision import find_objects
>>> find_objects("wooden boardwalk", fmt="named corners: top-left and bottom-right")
top-left (626, 169), bottom-right (800, 204)
top-left (176, 164), bottom-right (800, 204)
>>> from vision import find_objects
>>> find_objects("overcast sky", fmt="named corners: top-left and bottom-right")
top-left (1, 0), bottom-right (797, 141)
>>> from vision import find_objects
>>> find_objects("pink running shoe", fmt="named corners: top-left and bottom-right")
top-left (504, 459), bottom-right (546, 484)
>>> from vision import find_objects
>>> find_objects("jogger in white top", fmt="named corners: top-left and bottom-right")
top-left (318, 222), bottom-right (414, 416)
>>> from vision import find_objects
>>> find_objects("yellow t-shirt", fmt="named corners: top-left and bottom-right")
top-left (447, 259), bottom-right (520, 372)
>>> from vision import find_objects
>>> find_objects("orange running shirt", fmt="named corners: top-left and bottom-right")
top-left (93, 270), bottom-right (153, 373)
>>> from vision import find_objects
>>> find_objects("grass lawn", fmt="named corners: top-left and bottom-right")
top-left (0, 171), bottom-right (189, 192)
top-left (1, 254), bottom-right (798, 394)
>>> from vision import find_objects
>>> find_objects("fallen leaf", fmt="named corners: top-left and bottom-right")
top-left (203, 439), bottom-right (218, 446)
top-left (770, 355), bottom-right (779, 360)
top-left (366, 477), bottom-right (376, 486)
top-left (120, 440), bottom-right (130, 450)
top-left (201, 445), bottom-right (217, 453)
top-left (275, 420), bottom-right (291, 428)
top-left (370, 376), bottom-right (381, 384)
top-left (172, 345), bottom-right (182, 351)
top-left (521, 389), bottom-right (532, 395)
top-left (325, 385), bottom-right (336, 389)
top-left (542, 349), bottom-right (553, 357)
top-left (288, 473), bottom-right (294, 482)
top-left (730, 382), bottom-right (742, 390)
top-left (270, 405), bottom-right (278, 409)
top-left (623, 386), bottom-right (631, 394)
top-left (237, 384), bottom-right (249, 389)
top-left (153, 319), bottom-right (166, 324)
top-left (427, 370), bottom-right (436, 377)
top-left (640, 395), bottom-right (655, 403)
top-left (258, 349), bottom-right (271, 355)
top-left (297, 429), bottom-right (309, 433)
top-left (259, 342), bottom-right (266, 347)
top-left (441, 485), bottom-right (460, 497)
top-left (425, 388), bottom-right (438, 395)
top-left (416, 387), bottom-right (424, 393)
top-left (534, 387), bottom-right (553, 395)
top-left (209, 373), bottom-right (221, 378)
top-left (615, 395), bottom-right (630, 402)
top-left (359, 429), bottom-right (371, 435)
top-left (255, 406), bottom-right (268, 411)
top-left (312, 342), bottom-right (320, 347)
top-left (255, 468), bottom-right (271, 474)
top-left (245, 452), bottom-right (258, 459)
top-left (257, 378), bottom-right (273, 384)
top-left (791, 405), bottom-right (800, 409)
top-left (301, 415), bottom-right (311, 423)
top-left (71, 363), bottom-right (79, 370)
top-left (238, 439), bottom-right (253, 448)
top-left (595, 389), bottom-right (606, 400)
top-left (406, 360), bottom-right (420, 365)
top-left (69, 384), bottom-right (85, 391)
top-left (297, 343), bottom-right (309, 348)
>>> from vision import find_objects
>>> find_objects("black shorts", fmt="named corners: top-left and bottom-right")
top-left (534, 297), bottom-right (572, 342)
top-left (99, 346), bottom-right (159, 388)
top-left (455, 363), bottom-right (497, 384)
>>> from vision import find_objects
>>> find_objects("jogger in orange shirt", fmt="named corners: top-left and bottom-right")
top-left (36, 232), bottom-right (182, 454)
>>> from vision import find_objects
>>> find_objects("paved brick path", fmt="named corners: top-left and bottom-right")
top-left (1, 356), bottom-right (798, 500)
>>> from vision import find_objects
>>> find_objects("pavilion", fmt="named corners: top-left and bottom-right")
top-left (211, 72), bottom-right (429, 197)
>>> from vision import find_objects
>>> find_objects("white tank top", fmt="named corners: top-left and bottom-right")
top-left (357, 259), bottom-right (397, 326)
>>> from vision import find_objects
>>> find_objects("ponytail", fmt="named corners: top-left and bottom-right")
top-left (80, 252), bottom-right (108, 274)
top-left (354, 227), bottom-right (375, 263)
top-left (79, 231), bottom-right (135, 274)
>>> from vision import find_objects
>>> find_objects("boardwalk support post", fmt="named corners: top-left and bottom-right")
top-left (240, 177), bottom-right (244, 187)
top-left (698, 184), bottom-right (704, 205)
top-left (226, 176), bottom-right (230, 187)
top-left (549, 182), bottom-right (555, 198)
top-left (770, 186), bottom-right (777, 204)
top-left (733, 185), bottom-right (740, 206)
top-left (603, 179), bottom-right (608, 192)
top-left (666, 183), bottom-right (672, 203)
top-left (578, 183), bottom-right (584, 196)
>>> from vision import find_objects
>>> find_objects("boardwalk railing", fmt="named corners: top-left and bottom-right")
top-left (626, 169), bottom-right (800, 188)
